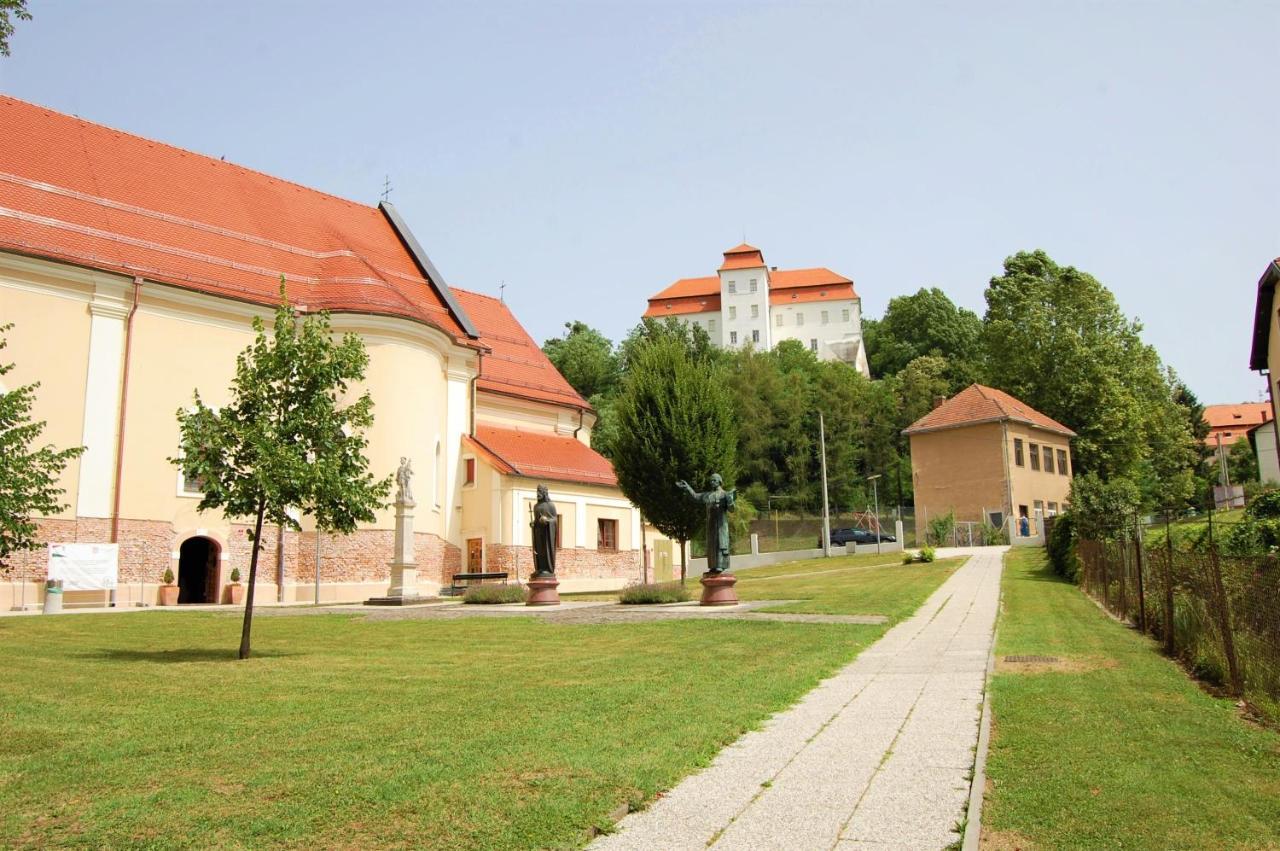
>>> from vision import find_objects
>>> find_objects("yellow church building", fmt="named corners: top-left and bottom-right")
top-left (0, 95), bottom-right (663, 609)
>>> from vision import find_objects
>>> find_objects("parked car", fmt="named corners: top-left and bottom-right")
top-left (819, 528), bottom-right (896, 547)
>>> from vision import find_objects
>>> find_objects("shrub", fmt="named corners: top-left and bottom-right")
top-left (463, 583), bottom-right (526, 604)
top-left (620, 581), bottom-right (692, 604)
top-left (902, 551), bottom-right (916, 565)
top-left (162, 567), bottom-right (175, 585)
top-left (919, 545), bottom-right (936, 563)
top-left (1246, 488), bottom-right (1280, 520)
top-left (1047, 514), bottom-right (1080, 582)
top-left (926, 513), bottom-right (955, 546)
top-left (229, 567), bottom-right (241, 583)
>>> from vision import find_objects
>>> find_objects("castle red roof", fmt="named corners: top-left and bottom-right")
top-left (466, 425), bottom-right (618, 487)
top-left (0, 95), bottom-right (474, 343)
top-left (644, 262), bottom-right (857, 318)
top-left (452, 288), bottom-right (589, 411)
top-left (903, 384), bottom-right (1076, 437)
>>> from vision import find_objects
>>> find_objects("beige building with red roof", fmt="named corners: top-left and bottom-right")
top-left (0, 95), bottom-right (660, 609)
top-left (903, 384), bottom-right (1075, 536)
top-left (645, 243), bottom-right (869, 375)
top-left (1202, 403), bottom-right (1272, 449)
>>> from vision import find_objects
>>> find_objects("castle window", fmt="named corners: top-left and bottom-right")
top-left (810, 338), bottom-right (818, 353)
top-left (775, 313), bottom-right (783, 327)
top-left (728, 306), bottom-right (737, 320)
top-left (730, 331), bottom-right (738, 345)
top-left (749, 279), bottom-right (758, 293)
top-left (842, 308), bottom-right (850, 322)
top-left (752, 329), bottom-right (760, 343)
top-left (750, 304), bottom-right (759, 319)
top-left (796, 313), bottom-right (804, 326)
top-left (821, 310), bottom-right (829, 324)
top-left (728, 281), bottom-right (737, 294)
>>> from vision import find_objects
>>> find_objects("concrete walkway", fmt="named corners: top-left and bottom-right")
top-left (593, 546), bottom-right (1006, 851)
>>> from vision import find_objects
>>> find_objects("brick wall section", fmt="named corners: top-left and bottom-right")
top-left (486, 544), bottom-right (641, 583)
top-left (7, 517), bottom-right (170, 583)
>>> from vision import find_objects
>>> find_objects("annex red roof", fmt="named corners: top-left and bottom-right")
top-left (644, 263), bottom-right (857, 318)
top-left (467, 425), bottom-right (618, 487)
top-left (0, 95), bottom-right (474, 343)
top-left (719, 243), bottom-right (766, 271)
top-left (1203, 402), bottom-right (1272, 447)
top-left (903, 384), bottom-right (1076, 437)
top-left (453, 288), bottom-right (590, 411)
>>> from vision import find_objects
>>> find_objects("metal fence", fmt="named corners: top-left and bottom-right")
top-left (1077, 519), bottom-right (1280, 722)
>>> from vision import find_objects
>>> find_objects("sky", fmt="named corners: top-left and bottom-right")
top-left (1, 1), bottom-right (1276, 404)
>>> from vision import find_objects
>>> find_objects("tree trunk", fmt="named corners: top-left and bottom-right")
top-left (238, 497), bottom-right (267, 660)
top-left (679, 537), bottom-right (687, 584)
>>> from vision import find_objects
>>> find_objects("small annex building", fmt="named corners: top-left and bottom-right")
top-left (1248, 257), bottom-right (1280, 475)
top-left (0, 95), bottom-right (662, 609)
top-left (903, 384), bottom-right (1075, 536)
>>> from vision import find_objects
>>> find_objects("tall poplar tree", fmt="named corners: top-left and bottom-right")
top-left (173, 285), bottom-right (390, 659)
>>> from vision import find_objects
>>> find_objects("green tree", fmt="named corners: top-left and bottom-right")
top-left (541, 321), bottom-right (619, 401)
top-left (0, 0), bottom-right (30, 57)
top-left (1067, 472), bottom-right (1142, 540)
top-left (173, 286), bottom-right (391, 659)
top-left (864, 287), bottom-right (983, 388)
top-left (1228, 438), bottom-right (1260, 485)
top-left (0, 324), bottom-right (84, 572)
top-left (611, 333), bottom-right (737, 581)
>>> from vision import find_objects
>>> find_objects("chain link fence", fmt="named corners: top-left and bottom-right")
top-left (1076, 514), bottom-right (1280, 723)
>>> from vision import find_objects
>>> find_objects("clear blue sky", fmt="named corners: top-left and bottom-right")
top-left (2, 1), bottom-right (1275, 404)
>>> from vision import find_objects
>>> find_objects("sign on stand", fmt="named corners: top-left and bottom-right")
top-left (47, 543), bottom-right (119, 592)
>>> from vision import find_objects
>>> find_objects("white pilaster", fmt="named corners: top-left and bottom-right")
top-left (444, 358), bottom-right (473, 543)
top-left (575, 501), bottom-right (587, 548)
top-left (76, 281), bottom-right (132, 518)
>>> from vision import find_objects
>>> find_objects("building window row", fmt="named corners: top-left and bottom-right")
top-left (1013, 438), bottom-right (1070, 476)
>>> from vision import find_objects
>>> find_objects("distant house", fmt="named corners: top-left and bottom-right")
top-left (1248, 258), bottom-right (1280, 475)
top-left (1203, 403), bottom-right (1272, 449)
top-left (903, 384), bottom-right (1075, 537)
top-left (1248, 421), bottom-right (1280, 485)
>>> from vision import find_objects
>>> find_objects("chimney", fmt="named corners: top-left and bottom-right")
top-left (932, 395), bottom-right (946, 410)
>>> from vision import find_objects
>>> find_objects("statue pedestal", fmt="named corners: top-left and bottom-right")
top-left (526, 576), bottom-right (560, 606)
top-left (699, 572), bottom-right (738, 606)
top-left (366, 497), bottom-right (425, 606)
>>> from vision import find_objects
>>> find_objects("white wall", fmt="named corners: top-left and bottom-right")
top-left (1255, 421), bottom-right (1280, 485)
top-left (679, 310), bottom-right (723, 347)
top-left (719, 265), bottom-right (771, 351)
top-left (770, 296), bottom-right (866, 373)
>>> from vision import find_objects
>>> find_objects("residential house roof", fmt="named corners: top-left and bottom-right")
top-left (902, 384), bottom-right (1077, 437)
top-left (1249, 258), bottom-right (1280, 372)
top-left (644, 257), bottom-right (857, 319)
top-left (1203, 402), bottom-right (1272, 447)
top-left (452, 288), bottom-right (590, 411)
top-left (0, 95), bottom-right (477, 344)
top-left (466, 425), bottom-right (618, 487)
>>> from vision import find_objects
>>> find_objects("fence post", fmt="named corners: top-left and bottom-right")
top-left (1134, 513), bottom-right (1147, 635)
top-left (1100, 540), bottom-right (1109, 610)
top-left (1206, 505), bottom-right (1244, 697)
top-left (1163, 511), bottom-right (1175, 656)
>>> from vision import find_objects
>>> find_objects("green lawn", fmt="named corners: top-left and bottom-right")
top-left (735, 554), bottom-right (961, 617)
top-left (0, 555), bottom-right (954, 849)
top-left (983, 547), bottom-right (1280, 850)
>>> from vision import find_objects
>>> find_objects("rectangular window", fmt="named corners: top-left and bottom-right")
top-left (1057, 449), bottom-right (1068, 476)
top-left (728, 305), bottom-right (737, 320)
top-left (730, 331), bottom-right (738, 345)
top-left (796, 313), bottom-right (805, 326)
top-left (464, 457), bottom-right (476, 485)
top-left (728, 281), bottom-right (737, 294)
top-left (1048, 501), bottom-right (1058, 516)
top-left (750, 304), bottom-right (759, 319)
top-left (775, 313), bottom-right (784, 327)
top-left (810, 338), bottom-right (818, 353)
top-left (752, 329), bottom-right (760, 343)
top-left (1043, 448), bottom-right (1055, 474)
top-left (1014, 438), bottom-right (1024, 466)
top-left (1034, 500), bottom-right (1045, 516)
top-left (708, 319), bottom-right (716, 333)
top-left (841, 308), bottom-right (850, 323)
top-left (749, 279), bottom-right (758, 293)
top-left (821, 310), bottom-right (829, 324)
top-left (179, 469), bottom-right (205, 496)
top-left (597, 518), bottom-right (618, 551)
top-left (1030, 444), bottom-right (1040, 471)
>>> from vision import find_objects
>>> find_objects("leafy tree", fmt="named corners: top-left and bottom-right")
top-left (1067, 472), bottom-right (1142, 540)
top-left (611, 332), bottom-right (736, 581)
top-left (864, 287), bottom-right (983, 388)
top-left (0, 324), bottom-right (84, 572)
top-left (541, 321), bottom-right (619, 401)
top-left (173, 286), bottom-right (391, 659)
top-left (1228, 438), bottom-right (1259, 485)
top-left (618, 317), bottom-right (721, 373)
top-left (0, 0), bottom-right (30, 57)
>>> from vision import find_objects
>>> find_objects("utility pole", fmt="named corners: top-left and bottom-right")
top-left (868, 474), bottom-right (882, 555)
top-left (820, 412), bottom-right (831, 557)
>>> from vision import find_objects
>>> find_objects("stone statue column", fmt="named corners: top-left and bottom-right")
top-left (367, 457), bottom-right (422, 606)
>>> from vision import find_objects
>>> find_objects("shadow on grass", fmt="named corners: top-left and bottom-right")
top-left (85, 647), bottom-right (299, 663)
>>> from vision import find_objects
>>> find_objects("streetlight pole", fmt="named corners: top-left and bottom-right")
top-left (867, 474), bottom-right (882, 555)
top-left (819, 412), bottom-right (831, 558)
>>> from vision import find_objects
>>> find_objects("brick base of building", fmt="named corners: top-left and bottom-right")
top-left (485, 544), bottom-right (641, 585)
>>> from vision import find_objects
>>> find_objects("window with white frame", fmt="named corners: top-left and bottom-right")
top-left (752, 329), bottom-right (760, 343)
top-left (728, 306), bottom-right (737, 320)
top-left (841, 308), bottom-right (850, 323)
top-left (749, 279), bottom-right (758, 293)
top-left (708, 318), bottom-right (716, 333)
top-left (796, 313), bottom-right (805, 326)
top-left (750, 304), bottom-right (759, 319)
top-left (775, 313), bottom-right (783, 327)
top-left (730, 331), bottom-right (738, 345)
top-left (809, 338), bottom-right (818, 352)
top-left (821, 310), bottom-right (829, 324)
top-left (728, 281), bottom-right (737, 294)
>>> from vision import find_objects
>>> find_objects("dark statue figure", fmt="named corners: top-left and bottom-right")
top-left (530, 484), bottom-right (558, 577)
top-left (676, 473), bottom-right (736, 574)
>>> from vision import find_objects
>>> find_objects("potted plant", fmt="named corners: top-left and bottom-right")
top-left (159, 567), bottom-right (179, 606)
top-left (225, 567), bottom-right (244, 605)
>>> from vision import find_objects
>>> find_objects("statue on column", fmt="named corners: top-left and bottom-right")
top-left (530, 484), bottom-right (558, 577)
top-left (677, 473), bottom-right (736, 574)
top-left (395, 457), bottom-right (414, 505)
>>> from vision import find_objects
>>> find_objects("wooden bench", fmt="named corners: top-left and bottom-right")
top-left (449, 571), bottom-right (509, 595)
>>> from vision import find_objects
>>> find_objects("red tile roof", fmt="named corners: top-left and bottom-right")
top-left (467, 425), bottom-right (618, 487)
top-left (903, 384), bottom-right (1076, 437)
top-left (0, 95), bottom-right (474, 343)
top-left (452, 288), bottom-right (590, 411)
top-left (1203, 402), bottom-right (1272, 447)
top-left (644, 263), bottom-right (857, 318)
top-left (718, 243), bottom-right (766, 271)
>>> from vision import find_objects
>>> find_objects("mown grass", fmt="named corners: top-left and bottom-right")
top-left (0, 554), bottom-right (956, 849)
top-left (983, 547), bottom-right (1280, 849)
top-left (734, 553), bottom-right (961, 618)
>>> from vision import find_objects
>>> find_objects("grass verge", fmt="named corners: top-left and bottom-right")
top-left (983, 547), bottom-right (1280, 849)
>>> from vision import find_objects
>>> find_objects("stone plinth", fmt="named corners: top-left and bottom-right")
top-left (699, 572), bottom-right (738, 606)
top-left (526, 576), bottom-right (560, 606)
top-left (366, 497), bottom-right (424, 606)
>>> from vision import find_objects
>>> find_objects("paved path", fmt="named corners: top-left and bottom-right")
top-left (593, 546), bottom-right (1006, 851)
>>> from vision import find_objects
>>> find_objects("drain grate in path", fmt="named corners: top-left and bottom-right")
top-left (1004, 654), bottom-right (1060, 664)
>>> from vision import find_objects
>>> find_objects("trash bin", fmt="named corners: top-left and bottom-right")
top-left (43, 579), bottom-right (63, 614)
